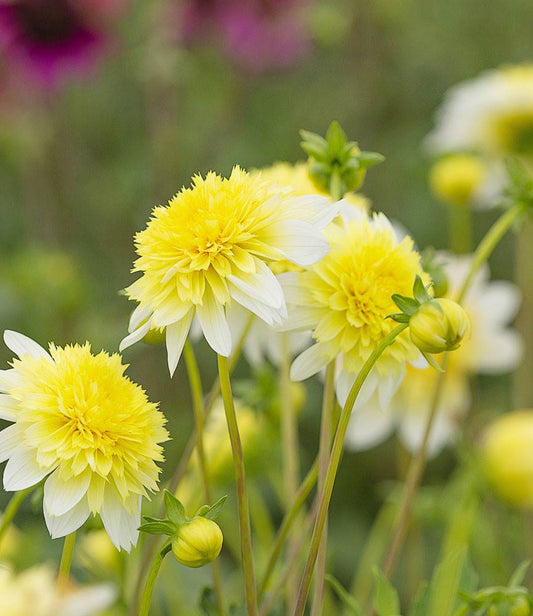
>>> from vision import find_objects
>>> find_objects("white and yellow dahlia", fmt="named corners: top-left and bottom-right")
top-left (282, 210), bottom-right (426, 410)
top-left (120, 166), bottom-right (339, 375)
top-left (0, 331), bottom-right (168, 550)
top-left (345, 254), bottom-right (523, 456)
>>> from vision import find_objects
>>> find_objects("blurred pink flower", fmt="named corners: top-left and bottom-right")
top-left (178, 0), bottom-right (313, 72)
top-left (0, 0), bottom-right (125, 89)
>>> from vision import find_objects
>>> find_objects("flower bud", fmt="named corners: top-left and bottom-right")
top-left (482, 410), bottom-right (533, 508)
top-left (511, 597), bottom-right (531, 616)
top-left (429, 154), bottom-right (486, 206)
top-left (409, 298), bottom-right (470, 354)
top-left (171, 517), bottom-right (223, 568)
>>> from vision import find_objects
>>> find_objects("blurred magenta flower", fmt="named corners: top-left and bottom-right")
top-left (178, 0), bottom-right (313, 72)
top-left (0, 0), bottom-right (125, 89)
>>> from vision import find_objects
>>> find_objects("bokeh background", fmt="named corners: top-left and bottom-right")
top-left (1, 1), bottom-right (533, 613)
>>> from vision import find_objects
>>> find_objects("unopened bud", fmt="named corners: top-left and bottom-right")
top-left (171, 517), bottom-right (223, 568)
top-left (429, 154), bottom-right (486, 206)
top-left (409, 298), bottom-right (470, 354)
top-left (511, 597), bottom-right (531, 616)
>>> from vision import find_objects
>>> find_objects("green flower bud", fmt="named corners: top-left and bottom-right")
top-left (171, 517), bottom-right (223, 568)
top-left (409, 298), bottom-right (470, 354)
top-left (511, 597), bottom-right (531, 616)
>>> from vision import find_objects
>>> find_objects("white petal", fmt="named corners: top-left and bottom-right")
top-left (100, 489), bottom-right (140, 552)
top-left (44, 468), bottom-right (92, 517)
top-left (399, 413), bottom-right (457, 459)
top-left (0, 424), bottom-right (22, 462)
top-left (285, 195), bottom-right (339, 228)
top-left (3, 446), bottom-right (52, 491)
top-left (196, 292), bottom-right (232, 357)
top-left (166, 310), bottom-right (194, 377)
top-left (344, 398), bottom-right (395, 451)
top-left (0, 394), bottom-right (17, 421)
top-left (59, 584), bottom-right (117, 616)
top-left (476, 281), bottom-right (522, 324)
top-left (475, 330), bottom-right (524, 374)
top-left (273, 220), bottom-right (331, 266)
top-left (335, 368), bottom-right (378, 410)
top-left (0, 369), bottom-right (23, 393)
top-left (118, 320), bottom-right (151, 353)
top-left (290, 344), bottom-right (330, 381)
top-left (44, 497), bottom-right (90, 539)
top-left (228, 261), bottom-right (284, 310)
top-left (378, 369), bottom-right (404, 411)
top-left (128, 304), bottom-right (153, 333)
top-left (3, 330), bottom-right (50, 360)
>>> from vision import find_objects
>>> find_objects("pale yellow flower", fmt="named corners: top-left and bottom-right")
top-left (0, 331), bottom-right (168, 550)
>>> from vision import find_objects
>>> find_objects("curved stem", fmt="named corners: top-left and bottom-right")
top-left (139, 542), bottom-right (172, 616)
top-left (0, 488), bottom-right (31, 548)
top-left (294, 324), bottom-right (409, 616)
top-left (184, 341), bottom-right (225, 615)
top-left (218, 354), bottom-right (258, 616)
top-left (448, 203), bottom-right (472, 255)
top-left (58, 532), bottom-right (77, 587)
top-left (380, 201), bottom-right (527, 580)
top-left (258, 459), bottom-right (319, 600)
top-left (311, 362), bottom-right (336, 616)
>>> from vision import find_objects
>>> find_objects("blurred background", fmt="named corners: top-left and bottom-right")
top-left (1, 0), bottom-right (533, 613)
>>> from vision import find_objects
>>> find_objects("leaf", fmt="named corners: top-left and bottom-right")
top-left (199, 587), bottom-right (218, 616)
top-left (508, 561), bottom-right (531, 588)
top-left (373, 568), bottom-right (401, 616)
top-left (408, 583), bottom-right (430, 616)
top-left (138, 521), bottom-right (177, 536)
top-left (325, 574), bottom-right (363, 615)
top-left (164, 490), bottom-right (187, 525)
top-left (427, 548), bottom-right (467, 616)
top-left (204, 495), bottom-right (228, 520)
top-left (392, 293), bottom-right (419, 315)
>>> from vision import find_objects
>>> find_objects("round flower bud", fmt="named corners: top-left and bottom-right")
top-left (409, 298), bottom-right (470, 355)
top-left (429, 154), bottom-right (486, 206)
top-left (482, 410), bottom-right (533, 509)
top-left (171, 517), bottom-right (223, 568)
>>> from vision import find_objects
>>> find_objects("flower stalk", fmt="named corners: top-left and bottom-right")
top-left (139, 541), bottom-right (172, 616)
top-left (58, 532), bottom-right (77, 588)
top-left (0, 487), bottom-right (32, 549)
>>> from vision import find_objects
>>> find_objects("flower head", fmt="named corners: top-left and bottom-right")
top-left (0, 330), bottom-right (168, 551)
top-left (0, 0), bottom-right (122, 88)
top-left (121, 166), bottom-right (338, 374)
top-left (284, 211), bottom-right (426, 410)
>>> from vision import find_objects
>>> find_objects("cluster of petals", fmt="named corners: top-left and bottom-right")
top-left (121, 166), bottom-right (339, 375)
top-left (281, 209), bottom-right (426, 411)
top-left (345, 253), bottom-right (524, 456)
top-left (0, 331), bottom-right (168, 550)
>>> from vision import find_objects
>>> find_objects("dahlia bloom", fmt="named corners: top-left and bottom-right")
top-left (0, 331), bottom-right (168, 550)
top-left (0, 0), bottom-right (124, 88)
top-left (282, 210), bottom-right (426, 411)
top-left (120, 166), bottom-right (338, 375)
top-left (345, 254), bottom-right (523, 456)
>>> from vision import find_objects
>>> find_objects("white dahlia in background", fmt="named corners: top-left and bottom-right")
top-left (281, 210), bottom-right (426, 411)
top-left (0, 331), bottom-right (168, 551)
top-left (0, 564), bottom-right (115, 616)
top-left (345, 254), bottom-right (524, 457)
top-left (425, 64), bottom-right (533, 207)
top-left (120, 166), bottom-right (339, 375)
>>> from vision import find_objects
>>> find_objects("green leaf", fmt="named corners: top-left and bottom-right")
top-left (325, 574), bottom-right (363, 615)
top-left (204, 495), bottom-right (228, 520)
top-left (508, 561), bottom-right (531, 588)
top-left (138, 520), bottom-right (177, 536)
top-left (408, 583), bottom-right (430, 616)
top-left (373, 568), bottom-right (401, 616)
top-left (164, 490), bottom-right (187, 525)
top-left (427, 548), bottom-right (467, 616)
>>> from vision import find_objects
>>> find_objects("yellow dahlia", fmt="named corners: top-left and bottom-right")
top-left (0, 331), bottom-right (168, 551)
top-left (120, 166), bottom-right (339, 375)
top-left (282, 211), bottom-right (426, 410)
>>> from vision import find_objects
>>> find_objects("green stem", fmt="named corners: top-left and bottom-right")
top-left (258, 459), bottom-right (319, 600)
top-left (280, 333), bottom-right (301, 612)
top-left (139, 542), bottom-right (172, 616)
top-left (58, 532), bottom-right (77, 587)
top-left (381, 201), bottom-right (527, 580)
top-left (0, 488), bottom-right (31, 548)
top-left (294, 324), bottom-right (409, 616)
top-left (310, 362), bottom-right (336, 616)
top-left (184, 341), bottom-right (225, 616)
top-left (218, 354), bottom-right (258, 616)
top-left (448, 203), bottom-right (472, 255)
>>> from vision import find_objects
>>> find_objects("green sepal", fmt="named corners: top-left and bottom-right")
top-left (413, 275), bottom-right (432, 304)
top-left (326, 120), bottom-right (348, 156)
top-left (387, 312), bottom-right (411, 323)
top-left (392, 293), bottom-right (419, 315)
top-left (138, 520), bottom-right (177, 536)
top-left (203, 495), bottom-right (228, 521)
top-left (301, 141), bottom-right (328, 161)
top-left (164, 490), bottom-right (187, 525)
top-left (358, 151), bottom-right (386, 168)
top-left (422, 351), bottom-right (445, 373)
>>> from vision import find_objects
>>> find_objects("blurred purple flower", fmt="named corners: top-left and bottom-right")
top-left (0, 0), bottom-right (124, 89)
top-left (178, 0), bottom-right (313, 72)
